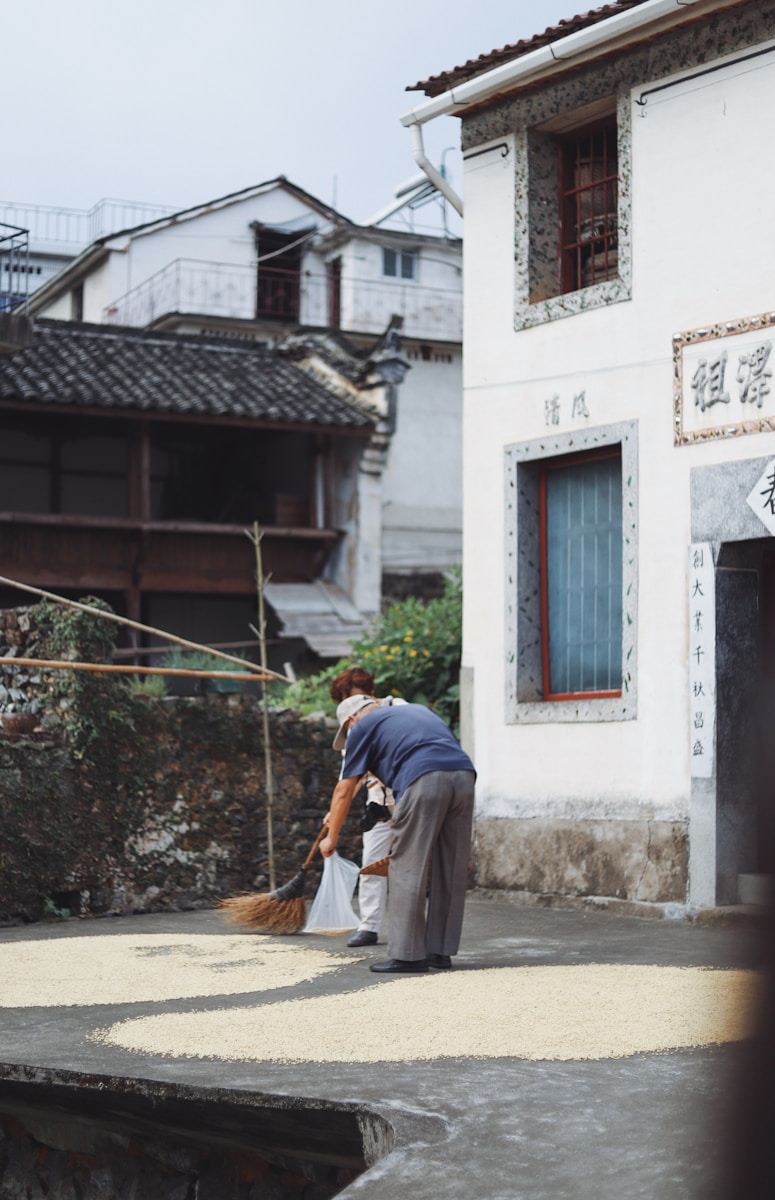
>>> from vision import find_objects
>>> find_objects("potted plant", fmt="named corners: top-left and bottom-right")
top-left (0, 681), bottom-right (40, 736)
top-left (1, 704), bottom-right (39, 735)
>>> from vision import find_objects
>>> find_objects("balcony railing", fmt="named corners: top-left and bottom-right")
top-left (0, 199), bottom-right (178, 252)
top-left (104, 259), bottom-right (257, 326)
top-left (0, 511), bottom-right (339, 594)
top-left (105, 259), bottom-right (463, 342)
top-left (0, 223), bottom-right (29, 313)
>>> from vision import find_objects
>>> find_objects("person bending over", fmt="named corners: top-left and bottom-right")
top-left (321, 697), bottom-right (476, 974)
top-left (328, 667), bottom-right (405, 949)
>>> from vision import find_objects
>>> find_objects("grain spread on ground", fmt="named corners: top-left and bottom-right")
top-left (1, 932), bottom-right (760, 1063)
top-left (0, 934), bottom-right (342, 1006)
top-left (97, 963), bottom-right (759, 1062)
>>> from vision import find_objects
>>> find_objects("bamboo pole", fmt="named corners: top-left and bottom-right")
top-left (0, 573), bottom-right (289, 682)
top-left (0, 657), bottom-right (268, 681)
top-left (251, 520), bottom-right (277, 892)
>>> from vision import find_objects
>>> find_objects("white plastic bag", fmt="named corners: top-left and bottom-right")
top-left (303, 852), bottom-right (360, 934)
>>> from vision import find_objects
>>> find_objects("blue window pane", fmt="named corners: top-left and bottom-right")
top-left (545, 455), bottom-right (622, 694)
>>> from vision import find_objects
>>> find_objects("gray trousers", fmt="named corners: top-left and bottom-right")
top-left (387, 769), bottom-right (476, 962)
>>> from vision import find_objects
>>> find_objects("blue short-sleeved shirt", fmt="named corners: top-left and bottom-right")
top-left (341, 703), bottom-right (475, 802)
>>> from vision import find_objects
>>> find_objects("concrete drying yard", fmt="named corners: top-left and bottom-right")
top-left (0, 893), bottom-right (768, 1198)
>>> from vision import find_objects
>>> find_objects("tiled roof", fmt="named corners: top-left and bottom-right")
top-left (408, 1), bottom-right (649, 97)
top-left (0, 320), bottom-right (375, 429)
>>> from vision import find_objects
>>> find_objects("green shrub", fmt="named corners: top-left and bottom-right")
top-left (282, 568), bottom-right (462, 728)
top-left (128, 674), bottom-right (168, 699)
top-left (161, 647), bottom-right (255, 694)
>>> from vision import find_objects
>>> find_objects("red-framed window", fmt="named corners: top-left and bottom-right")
top-left (559, 119), bottom-right (618, 294)
top-left (539, 447), bottom-right (623, 700)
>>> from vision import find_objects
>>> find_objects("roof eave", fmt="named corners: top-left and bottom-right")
top-left (28, 243), bottom-right (110, 314)
top-left (400, 0), bottom-right (715, 126)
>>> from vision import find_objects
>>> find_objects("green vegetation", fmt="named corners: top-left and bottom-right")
top-left (127, 674), bottom-right (168, 698)
top-left (159, 646), bottom-right (256, 695)
top-left (33, 597), bottom-right (128, 755)
top-left (281, 568), bottom-right (462, 728)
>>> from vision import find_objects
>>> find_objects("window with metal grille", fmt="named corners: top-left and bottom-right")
top-left (539, 449), bottom-right (622, 698)
top-left (559, 120), bottom-right (618, 294)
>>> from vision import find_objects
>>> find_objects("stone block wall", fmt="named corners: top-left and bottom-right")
top-left (0, 604), bottom-right (366, 922)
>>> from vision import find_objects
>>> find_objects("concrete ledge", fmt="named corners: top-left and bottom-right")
top-left (0, 1063), bottom-right (398, 1198)
top-left (472, 887), bottom-right (771, 927)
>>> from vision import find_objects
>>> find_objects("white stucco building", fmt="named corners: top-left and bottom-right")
top-left (405, 0), bottom-right (775, 911)
top-left (27, 178), bottom-right (463, 613)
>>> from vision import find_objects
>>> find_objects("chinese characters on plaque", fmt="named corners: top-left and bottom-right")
top-left (544, 390), bottom-right (590, 427)
top-left (688, 543), bottom-right (715, 779)
top-left (674, 313), bottom-right (775, 443)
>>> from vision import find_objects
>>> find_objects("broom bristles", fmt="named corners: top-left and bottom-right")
top-left (217, 892), bottom-right (307, 934)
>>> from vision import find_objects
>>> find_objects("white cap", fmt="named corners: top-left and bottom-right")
top-left (333, 694), bottom-right (377, 750)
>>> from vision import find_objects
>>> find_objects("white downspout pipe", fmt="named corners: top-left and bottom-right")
top-left (409, 124), bottom-right (464, 217)
top-left (401, 0), bottom-right (704, 212)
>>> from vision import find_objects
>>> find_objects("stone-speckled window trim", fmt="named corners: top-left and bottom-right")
top-left (515, 90), bottom-right (632, 330)
top-left (504, 421), bottom-right (638, 724)
top-left (459, 1), bottom-right (775, 332)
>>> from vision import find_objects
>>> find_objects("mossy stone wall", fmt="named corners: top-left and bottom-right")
top-left (1, 604), bottom-right (361, 923)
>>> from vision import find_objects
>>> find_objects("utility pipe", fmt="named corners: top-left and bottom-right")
top-left (409, 124), bottom-right (464, 217)
top-left (401, 0), bottom-right (703, 214)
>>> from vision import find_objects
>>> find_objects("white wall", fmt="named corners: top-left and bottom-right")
top-left (462, 43), bottom-right (775, 826)
top-left (381, 348), bottom-right (463, 574)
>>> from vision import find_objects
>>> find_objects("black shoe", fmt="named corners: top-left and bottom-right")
top-left (347, 930), bottom-right (378, 948)
top-left (369, 958), bottom-right (428, 974)
top-left (428, 954), bottom-right (452, 969)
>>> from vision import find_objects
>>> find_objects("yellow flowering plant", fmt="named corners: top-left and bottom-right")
top-left (280, 568), bottom-right (462, 728)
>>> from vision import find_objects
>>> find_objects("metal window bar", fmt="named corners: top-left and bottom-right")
top-left (560, 125), bottom-right (618, 293)
top-left (255, 265), bottom-right (300, 321)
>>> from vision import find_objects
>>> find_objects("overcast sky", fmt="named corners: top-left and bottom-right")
top-left (6, 1), bottom-right (587, 226)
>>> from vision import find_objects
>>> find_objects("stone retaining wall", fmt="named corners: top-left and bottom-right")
top-left (0, 697), bottom-right (357, 923)
top-left (0, 604), bottom-right (362, 923)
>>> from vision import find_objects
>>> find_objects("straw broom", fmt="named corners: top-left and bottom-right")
top-left (360, 856), bottom-right (389, 877)
top-left (218, 826), bottom-right (328, 934)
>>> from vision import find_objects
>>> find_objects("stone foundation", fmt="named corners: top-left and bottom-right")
top-left (475, 816), bottom-right (688, 904)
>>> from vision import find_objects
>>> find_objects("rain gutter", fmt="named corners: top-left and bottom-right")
top-left (400, 0), bottom-right (704, 217)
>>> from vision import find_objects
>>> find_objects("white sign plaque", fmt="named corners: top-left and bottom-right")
top-left (674, 312), bottom-right (775, 444)
top-left (688, 543), bottom-right (715, 779)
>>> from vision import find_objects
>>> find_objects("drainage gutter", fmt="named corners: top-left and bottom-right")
top-left (400, 0), bottom-right (705, 216)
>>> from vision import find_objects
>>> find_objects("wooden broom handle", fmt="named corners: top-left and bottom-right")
top-left (303, 825), bottom-right (328, 868)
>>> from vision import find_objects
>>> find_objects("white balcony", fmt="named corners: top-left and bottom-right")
top-left (105, 259), bottom-right (462, 343)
